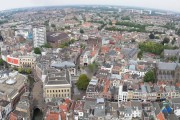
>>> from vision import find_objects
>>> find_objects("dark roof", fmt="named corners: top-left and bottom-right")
top-left (45, 70), bottom-right (71, 85)
top-left (47, 32), bottom-right (69, 42)
top-left (0, 100), bottom-right (10, 107)
top-left (123, 85), bottom-right (128, 92)
top-left (0, 35), bottom-right (3, 41)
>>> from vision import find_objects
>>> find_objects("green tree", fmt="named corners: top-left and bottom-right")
top-left (149, 33), bottom-right (155, 39)
top-left (41, 43), bottom-right (52, 48)
top-left (144, 70), bottom-right (155, 83)
top-left (76, 74), bottom-right (90, 90)
top-left (177, 29), bottom-right (180, 35)
top-left (51, 24), bottom-right (56, 28)
top-left (137, 51), bottom-right (143, 60)
top-left (171, 38), bottom-right (176, 45)
top-left (0, 58), bottom-right (3, 66)
top-left (18, 68), bottom-right (23, 73)
top-left (162, 37), bottom-right (170, 45)
top-left (25, 68), bottom-right (32, 74)
top-left (34, 47), bottom-right (41, 54)
top-left (80, 29), bottom-right (84, 34)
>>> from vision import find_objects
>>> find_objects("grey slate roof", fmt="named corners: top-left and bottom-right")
top-left (51, 61), bottom-right (75, 68)
top-left (157, 62), bottom-right (177, 70)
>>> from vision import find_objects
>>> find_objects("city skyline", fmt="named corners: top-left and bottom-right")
top-left (1, 0), bottom-right (180, 12)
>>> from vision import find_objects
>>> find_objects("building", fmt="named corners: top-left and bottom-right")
top-left (156, 62), bottom-right (180, 84)
top-left (0, 100), bottom-right (11, 120)
top-left (19, 56), bottom-right (36, 68)
top-left (51, 61), bottom-right (76, 76)
top-left (47, 32), bottom-right (70, 48)
top-left (118, 84), bottom-right (128, 105)
top-left (0, 71), bottom-right (27, 109)
top-left (43, 69), bottom-right (72, 102)
top-left (33, 26), bottom-right (47, 48)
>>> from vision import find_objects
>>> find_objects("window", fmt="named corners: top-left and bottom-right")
top-left (47, 90), bottom-right (49, 93)
top-left (62, 90), bottom-right (63, 92)
top-left (62, 94), bottom-right (63, 97)
top-left (56, 90), bottom-right (57, 92)
top-left (64, 90), bottom-right (66, 92)
top-left (67, 89), bottom-right (69, 92)
top-left (53, 90), bottom-right (54, 93)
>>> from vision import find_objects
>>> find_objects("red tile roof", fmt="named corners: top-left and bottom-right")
top-left (59, 103), bottom-right (68, 112)
top-left (46, 112), bottom-right (60, 120)
top-left (156, 112), bottom-right (165, 120)
top-left (9, 112), bottom-right (18, 120)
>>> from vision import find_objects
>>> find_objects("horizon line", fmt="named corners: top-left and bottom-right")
top-left (0, 4), bottom-right (180, 14)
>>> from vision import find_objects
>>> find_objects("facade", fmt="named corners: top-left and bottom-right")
top-left (156, 62), bottom-right (180, 84)
top-left (19, 56), bottom-right (36, 68)
top-left (33, 26), bottom-right (47, 48)
top-left (118, 84), bottom-right (128, 105)
top-left (43, 69), bottom-right (72, 102)
top-left (0, 100), bottom-right (11, 120)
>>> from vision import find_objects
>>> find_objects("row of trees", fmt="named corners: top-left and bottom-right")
top-left (59, 39), bottom-right (75, 48)
top-left (105, 27), bottom-right (145, 32)
top-left (14, 67), bottom-right (32, 74)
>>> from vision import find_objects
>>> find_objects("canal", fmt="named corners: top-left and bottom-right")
top-left (33, 108), bottom-right (43, 120)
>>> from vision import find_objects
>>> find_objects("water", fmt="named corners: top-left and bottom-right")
top-left (33, 108), bottom-right (43, 120)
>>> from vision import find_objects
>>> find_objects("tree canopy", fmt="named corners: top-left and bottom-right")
top-left (143, 70), bottom-right (155, 83)
top-left (149, 33), bottom-right (155, 39)
top-left (41, 43), bottom-right (52, 48)
top-left (76, 74), bottom-right (90, 90)
top-left (0, 58), bottom-right (4, 66)
top-left (139, 41), bottom-right (177, 55)
top-left (80, 29), bottom-right (84, 34)
top-left (34, 47), bottom-right (41, 54)
top-left (162, 37), bottom-right (170, 45)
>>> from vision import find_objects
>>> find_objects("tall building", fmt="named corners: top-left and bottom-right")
top-left (33, 26), bottom-right (46, 48)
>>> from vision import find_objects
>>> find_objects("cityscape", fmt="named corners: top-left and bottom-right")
top-left (0, 2), bottom-right (180, 120)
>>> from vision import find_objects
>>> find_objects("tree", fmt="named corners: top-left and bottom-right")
top-left (76, 74), bottom-right (90, 90)
top-left (149, 33), bottom-right (155, 39)
top-left (25, 68), bottom-right (32, 74)
top-left (137, 51), bottom-right (143, 60)
top-left (162, 37), bottom-right (170, 45)
top-left (34, 47), bottom-right (41, 54)
top-left (80, 29), bottom-right (84, 34)
top-left (171, 38), bottom-right (176, 45)
top-left (51, 24), bottom-right (56, 28)
top-left (18, 67), bottom-right (23, 73)
top-left (88, 62), bottom-right (99, 73)
top-left (177, 29), bottom-right (180, 35)
top-left (0, 58), bottom-right (3, 66)
top-left (143, 70), bottom-right (155, 83)
top-left (41, 43), bottom-right (52, 48)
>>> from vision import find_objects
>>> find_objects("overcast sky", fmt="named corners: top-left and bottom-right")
top-left (1, 0), bottom-right (180, 12)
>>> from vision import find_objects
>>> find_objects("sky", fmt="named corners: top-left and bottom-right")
top-left (1, 0), bottom-right (180, 12)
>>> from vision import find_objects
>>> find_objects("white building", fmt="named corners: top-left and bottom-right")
top-left (33, 26), bottom-right (46, 48)
top-left (0, 99), bottom-right (12, 120)
top-left (118, 85), bottom-right (128, 107)
top-left (15, 30), bottom-right (29, 39)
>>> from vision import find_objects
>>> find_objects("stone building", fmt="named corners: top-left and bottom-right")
top-left (156, 62), bottom-right (180, 84)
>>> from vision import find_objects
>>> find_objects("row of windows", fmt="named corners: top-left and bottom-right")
top-left (46, 93), bottom-right (69, 97)
top-left (20, 59), bottom-right (34, 61)
top-left (46, 89), bottom-right (70, 93)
